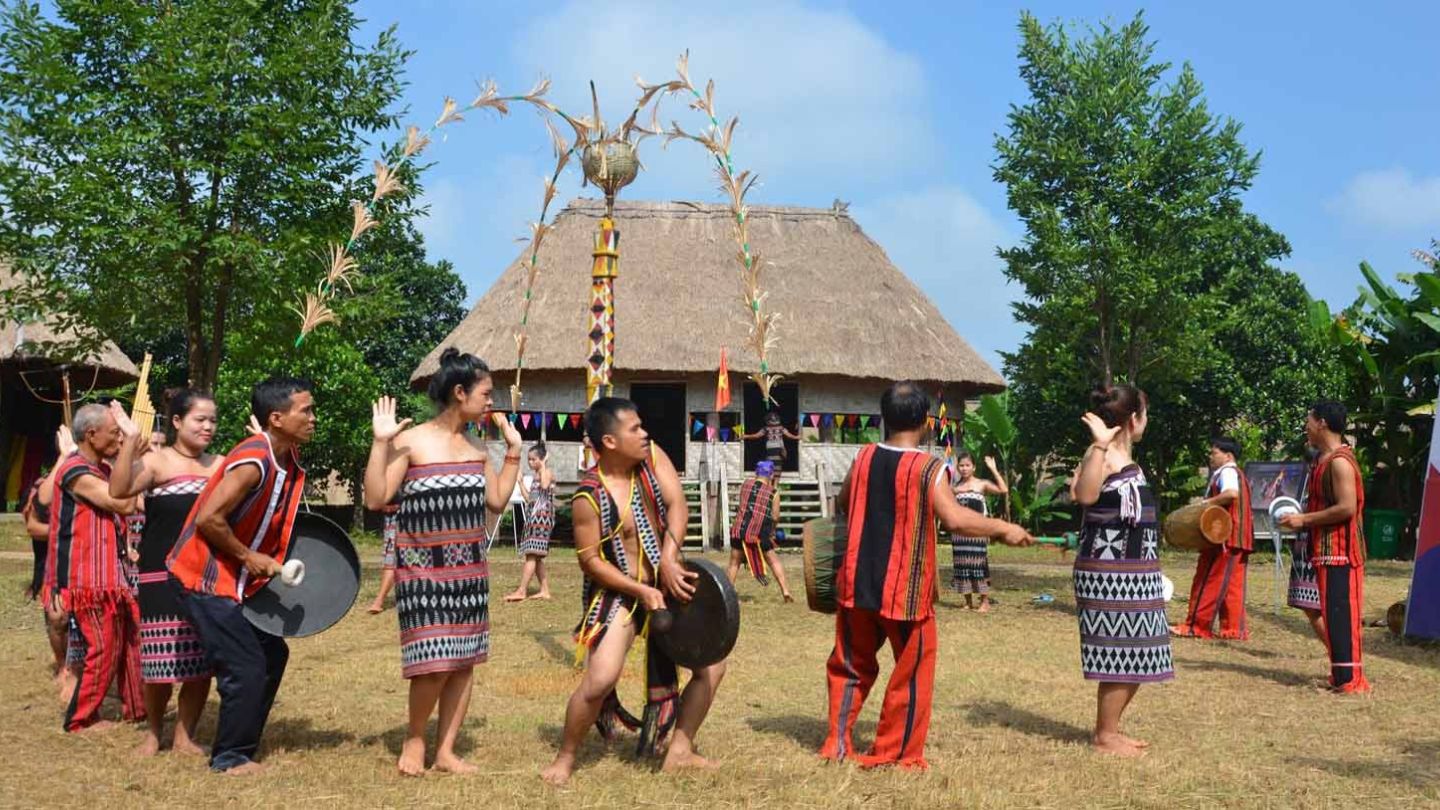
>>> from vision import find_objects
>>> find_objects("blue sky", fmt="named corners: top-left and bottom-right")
top-left (353, 1), bottom-right (1440, 373)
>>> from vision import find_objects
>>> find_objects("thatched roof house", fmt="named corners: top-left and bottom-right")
top-left (1, 261), bottom-right (139, 385)
top-left (2, 260), bottom-right (139, 509)
top-left (414, 199), bottom-right (1002, 483)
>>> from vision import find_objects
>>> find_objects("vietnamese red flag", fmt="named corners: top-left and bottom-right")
top-left (715, 347), bottom-right (731, 411)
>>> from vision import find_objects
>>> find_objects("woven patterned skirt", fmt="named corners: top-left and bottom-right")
top-left (1073, 522), bottom-right (1173, 683)
top-left (519, 496), bottom-right (554, 558)
top-left (395, 463), bottom-right (491, 678)
top-left (380, 507), bottom-right (398, 570)
top-left (1287, 536), bottom-right (1321, 611)
top-left (137, 573), bottom-right (212, 683)
top-left (950, 536), bottom-right (990, 594)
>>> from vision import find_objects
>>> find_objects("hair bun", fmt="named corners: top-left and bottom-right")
top-left (1088, 386), bottom-right (1114, 410)
top-left (439, 347), bottom-right (463, 366)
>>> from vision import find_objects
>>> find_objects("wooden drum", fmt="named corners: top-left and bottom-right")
top-left (1163, 503), bottom-right (1232, 550)
top-left (802, 517), bottom-right (848, 614)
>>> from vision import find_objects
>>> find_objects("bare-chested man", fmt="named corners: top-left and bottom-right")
top-left (541, 397), bottom-right (725, 785)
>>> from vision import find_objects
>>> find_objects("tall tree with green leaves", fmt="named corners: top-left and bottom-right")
top-left (993, 11), bottom-right (1331, 496)
top-left (0, 0), bottom-right (411, 391)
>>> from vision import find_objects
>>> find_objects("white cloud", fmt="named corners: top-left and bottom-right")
top-left (1329, 168), bottom-right (1440, 231)
top-left (851, 187), bottom-right (1020, 372)
top-left (511, 0), bottom-right (937, 200)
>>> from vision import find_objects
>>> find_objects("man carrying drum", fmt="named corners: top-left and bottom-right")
top-left (820, 381), bottom-right (1032, 770)
top-left (1172, 436), bottom-right (1254, 640)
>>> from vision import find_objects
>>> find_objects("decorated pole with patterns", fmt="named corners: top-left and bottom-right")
top-left (586, 218), bottom-right (620, 407)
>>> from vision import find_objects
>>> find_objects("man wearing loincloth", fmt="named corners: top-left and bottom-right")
top-left (542, 397), bottom-right (726, 785)
top-left (724, 460), bottom-right (794, 601)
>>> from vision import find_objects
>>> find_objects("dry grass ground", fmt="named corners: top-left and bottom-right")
top-left (2, 523), bottom-right (1439, 809)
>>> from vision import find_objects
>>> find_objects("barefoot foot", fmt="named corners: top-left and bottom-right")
top-left (782, 592), bottom-right (795, 604)
top-left (978, 601), bottom-right (992, 613)
top-left (530, 591), bottom-right (553, 601)
top-left (222, 761), bottom-right (267, 776)
top-left (1118, 733), bottom-right (1150, 749)
top-left (75, 720), bottom-right (118, 734)
top-left (366, 601), bottom-right (384, 615)
top-left (1092, 732), bottom-right (1145, 758)
top-left (541, 755), bottom-right (575, 786)
top-left (432, 753), bottom-right (478, 775)
top-left (662, 749), bottom-right (719, 773)
top-left (172, 736), bottom-right (207, 757)
top-left (398, 737), bottom-right (427, 777)
top-left (503, 590), bottom-right (528, 603)
top-left (134, 735), bottom-right (161, 757)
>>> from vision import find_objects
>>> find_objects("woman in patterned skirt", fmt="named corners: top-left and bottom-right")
top-left (109, 390), bottom-right (221, 757)
top-left (505, 442), bottom-right (555, 602)
top-left (950, 451), bottom-right (1009, 611)
top-left (1070, 384), bottom-right (1172, 758)
top-left (365, 348), bottom-right (523, 776)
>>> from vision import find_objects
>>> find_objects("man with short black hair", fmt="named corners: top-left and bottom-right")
top-left (1277, 401), bottom-right (1371, 693)
top-left (1172, 435), bottom-right (1254, 640)
top-left (542, 397), bottom-right (724, 785)
top-left (167, 376), bottom-right (316, 773)
top-left (821, 381), bottom-right (1032, 770)
top-left (48, 403), bottom-right (144, 731)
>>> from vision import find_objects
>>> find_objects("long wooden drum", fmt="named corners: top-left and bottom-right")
top-left (1163, 503), bottom-right (1232, 550)
top-left (802, 517), bottom-right (848, 614)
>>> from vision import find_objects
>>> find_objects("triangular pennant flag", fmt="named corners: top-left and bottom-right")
top-left (866, 415), bottom-right (876, 428)
top-left (570, 414), bottom-right (581, 428)
top-left (798, 412), bottom-right (807, 426)
top-left (707, 426), bottom-right (718, 441)
top-left (809, 413), bottom-right (820, 428)
top-left (822, 414), bottom-right (832, 427)
top-left (693, 419), bottom-right (705, 436)
top-left (521, 413), bottom-right (532, 429)
top-left (848, 414), bottom-right (859, 427)
top-left (508, 412), bottom-right (519, 425)
top-left (720, 428), bottom-right (731, 442)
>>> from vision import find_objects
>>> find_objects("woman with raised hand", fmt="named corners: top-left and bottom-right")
top-left (365, 348), bottom-right (523, 776)
top-left (505, 442), bottom-right (555, 602)
top-left (108, 391), bottom-right (222, 757)
top-left (1069, 384), bottom-right (1172, 758)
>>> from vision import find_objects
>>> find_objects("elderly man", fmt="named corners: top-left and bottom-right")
top-left (45, 402), bottom-right (142, 732)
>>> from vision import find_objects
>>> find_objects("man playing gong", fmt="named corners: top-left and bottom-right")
top-left (821, 381), bottom-right (1032, 770)
top-left (167, 377), bottom-right (315, 773)
top-left (541, 397), bottom-right (726, 785)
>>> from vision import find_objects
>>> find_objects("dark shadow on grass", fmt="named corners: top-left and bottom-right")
top-left (534, 722), bottom-right (637, 770)
top-left (527, 629), bottom-right (577, 666)
top-left (1174, 657), bottom-right (1311, 687)
top-left (263, 716), bottom-right (357, 754)
top-left (964, 700), bottom-right (1089, 745)
top-left (1291, 738), bottom-right (1440, 791)
top-left (747, 714), bottom-right (875, 749)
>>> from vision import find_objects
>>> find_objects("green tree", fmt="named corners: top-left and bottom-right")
top-left (993, 12), bottom-right (1330, 499)
top-left (1311, 250), bottom-right (1439, 534)
top-left (0, 0), bottom-right (410, 391)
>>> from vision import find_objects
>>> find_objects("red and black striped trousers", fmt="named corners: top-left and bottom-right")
top-left (64, 594), bottom-right (144, 731)
top-left (1316, 562), bottom-right (1371, 693)
top-left (1175, 546), bottom-right (1249, 639)
top-left (821, 606), bottom-right (936, 770)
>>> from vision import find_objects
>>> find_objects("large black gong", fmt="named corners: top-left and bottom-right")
top-left (651, 558), bottom-right (740, 669)
top-left (242, 511), bottom-right (361, 638)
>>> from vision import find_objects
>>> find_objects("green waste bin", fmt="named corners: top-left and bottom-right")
top-left (1364, 508), bottom-right (1406, 560)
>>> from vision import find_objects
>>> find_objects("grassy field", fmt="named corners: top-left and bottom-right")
top-left (2, 522), bottom-right (1439, 809)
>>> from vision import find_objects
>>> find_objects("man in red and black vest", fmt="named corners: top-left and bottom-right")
top-left (45, 403), bottom-right (144, 732)
top-left (167, 377), bottom-right (314, 773)
top-left (820, 381), bottom-right (1032, 770)
top-left (1278, 401), bottom-right (1370, 693)
top-left (1172, 436), bottom-right (1255, 639)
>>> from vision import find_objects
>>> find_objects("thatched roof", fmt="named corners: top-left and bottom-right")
top-left (414, 200), bottom-right (1004, 392)
top-left (1, 260), bottom-right (139, 384)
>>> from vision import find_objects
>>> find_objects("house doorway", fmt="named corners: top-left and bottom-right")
top-left (629, 382), bottom-right (687, 471)
top-left (742, 381), bottom-right (799, 473)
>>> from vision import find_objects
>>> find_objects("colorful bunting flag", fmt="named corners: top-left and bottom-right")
top-left (720, 428), bottom-right (731, 442)
top-left (707, 426), bottom-right (718, 442)
top-left (809, 413), bottom-right (820, 428)
top-left (569, 414), bottom-right (581, 428)
top-left (521, 413), bottom-right (531, 429)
